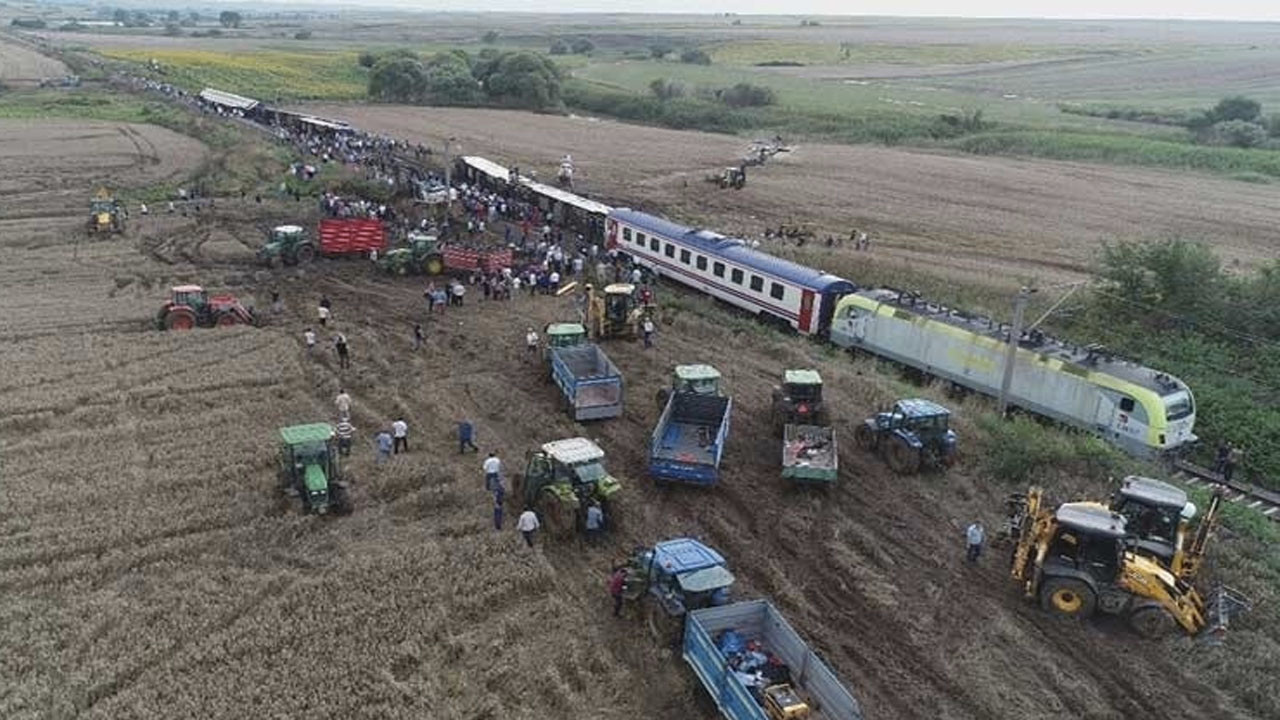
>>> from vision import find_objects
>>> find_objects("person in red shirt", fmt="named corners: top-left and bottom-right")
top-left (608, 566), bottom-right (628, 618)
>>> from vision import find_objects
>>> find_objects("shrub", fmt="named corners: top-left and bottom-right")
top-left (549, 40), bottom-right (568, 56)
top-left (357, 51), bottom-right (378, 69)
top-left (482, 30), bottom-right (500, 44)
top-left (570, 38), bottom-right (594, 55)
top-left (1207, 120), bottom-right (1269, 148)
top-left (294, 30), bottom-right (312, 40)
top-left (649, 44), bottom-right (672, 59)
top-left (1213, 96), bottom-right (1262, 123)
top-left (680, 48), bottom-right (711, 65)
top-left (718, 82), bottom-right (776, 108)
top-left (648, 78), bottom-right (685, 101)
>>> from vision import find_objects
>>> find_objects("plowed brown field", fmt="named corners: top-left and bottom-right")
top-left (302, 104), bottom-right (1280, 290)
top-left (0, 34), bottom-right (69, 83)
top-left (2, 107), bottom-right (1273, 720)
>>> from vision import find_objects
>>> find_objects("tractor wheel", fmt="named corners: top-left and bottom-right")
top-left (1128, 604), bottom-right (1175, 639)
top-left (1040, 577), bottom-right (1097, 620)
top-left (164, 308), bottom-right (196, 331)
top-left (853, 424), bottom-right (876, 450)
top-left (332, 484), bottom-right (354, 516)
top-left (537, 490), bottom-right (575, 540)
top-left (655, 388), bottom-right (671, 411)
top-left (646, 600), bottom-right (683, 647)
top-left (885, 436), bottom-right (921, 475)
top-left (295, 243), bottom-right (317, 264)
top-left (214, 312), bottom-right (239, 328)
top-left (424, 254), bottom-right (445, 276)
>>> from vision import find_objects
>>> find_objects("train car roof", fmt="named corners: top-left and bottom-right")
top-left (850, 287), bottom-right (1189, 397)
top-left (610, 208), bottom-right (856, 294)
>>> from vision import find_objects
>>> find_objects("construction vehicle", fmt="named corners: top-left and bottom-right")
top-left (853, 398), bottom-right (956, 474)
top-left (623, 538), bottom-right (734, 644)
top-left (548, 338), bottom-right (624, 421)
top-left (1006, 486), bottom-right (1248, 638)
top-left (276, 423), bottom-right (352, 515)
top-left (706, 166), bottom-right (746, 190)
top-left (155, 285), bottom-right (257, 330)
top-left (87, 188), bottom-right (124, 234)
top-left (514, 438), bottom-right (621, 539)
top-left (378, 231), bottom-right (445, 276)
top-left (257, 225), bottom-right (316, 266)
top-left (585, 283), bottom-right (652, 340)
top-left (1107, 475), bottom-right (1200, 574)
top-left (771, 369), bottom-right (826, 433)
top-left (686, 600), bottom-right (864, 720)
top-left (651, 365), bottom-right (732, 486)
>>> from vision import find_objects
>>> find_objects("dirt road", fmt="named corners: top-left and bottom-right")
top-left (303, 103), bottom-right (1280, 289)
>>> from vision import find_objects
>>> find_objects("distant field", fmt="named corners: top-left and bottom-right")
top-left (0, 32), bottom-right (69, 82)
top-left (708, 40), bottom-right (1064, 66)
top-left (100, 48), bottom-right (367, 100)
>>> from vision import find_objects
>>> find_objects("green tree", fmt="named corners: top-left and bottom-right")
top-left (680, 48), bottom-right (711, 65)
top-left (549, 40), bottom-right (569, 55)
top-left (368, 57), bottom-right (427, 102)
top-left (424, 51), bottom-right (480, 103)
top-left (719, 82), bottom-right (775, 108)
top-left (218, 10), bottom-right (242, 28)
top-left (474, 51), bottom-right (562, 110)
top-left (1097, 239), bottom-right (1224, 324)
top-left (482, 30), bottom-right (500, 43)
top-left (649, 78), bottom-right (685, 100)
top-left (649, 44), bottom-right (672, 59)
top-left (1209, 119), bottom-right (1268, 148)
top-left (357, 51), bottom-right (378, 68)
top-left (570, 37), bottom-right (594, 54)
top-left (294, 30), bottom-right (312, 40)
top-left (1212, 96), bottom-right (1262, 123)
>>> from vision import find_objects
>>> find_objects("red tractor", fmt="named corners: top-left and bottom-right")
top-left (156, 285), bottom-right (257, 330)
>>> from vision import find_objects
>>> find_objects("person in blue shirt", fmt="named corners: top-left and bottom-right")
top-left (585, 502), bottom-right (604, 544)
top-left (458, 420), bottom-right (479, 454)
top-left (375, 430), bottom-right (393, 464)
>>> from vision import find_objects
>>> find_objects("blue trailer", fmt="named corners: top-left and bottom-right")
top-left (549, 342), bottom-right (624, 421)
top-left (684, 600), bottom-right (863, 720)
top-left (650, 391), bottom-right (731, 485)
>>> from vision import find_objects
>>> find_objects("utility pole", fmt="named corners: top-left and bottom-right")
top-left (442, 136), bottom-right (456, 214)
top-left (998, 287), bottom-right (1033, 417)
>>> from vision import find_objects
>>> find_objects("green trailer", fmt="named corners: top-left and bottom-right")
top-left (782, 423), bottom-right (838, 484)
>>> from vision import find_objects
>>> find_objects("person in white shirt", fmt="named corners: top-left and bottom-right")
top-left (304, 328), bottom-right (317, 355)
top-left (452, 282), bottom-right (465, 306)
top-left (483, 452), bottom-right (502, 492)
top-left (391, 417), bottom-right (409, 454)
top-left (642, 317), bottom-right (655, 349)
top-left (525, 327), bottom-right (539, 355)
top-left (629, 267), bottom-right (642, 285)
top-left (317, 304), bottom-right (331, 327)
top-left (335, 389), bottom-right (351, 418)
top-left (966, 521), bottom-right (985, 563)
top-left (517, 508), bottom-right (540, 547)
top-left (549, 270), bottom-right (560, 288)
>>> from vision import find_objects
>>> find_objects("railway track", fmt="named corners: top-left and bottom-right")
top-left (1171, 459), bottom-right (1280, 523)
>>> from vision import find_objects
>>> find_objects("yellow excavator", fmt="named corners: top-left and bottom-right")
top-left (87, 188), bottom-right (124, 234)
top-left (585, 283), bottom-right (653, 340)
top-left (1005, 485), bottom-right (1249, 639)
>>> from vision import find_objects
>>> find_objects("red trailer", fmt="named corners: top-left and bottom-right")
top-left (442, 246), bottom-right (514, 272)
top-left (318, 218), bottom-right (386, 257)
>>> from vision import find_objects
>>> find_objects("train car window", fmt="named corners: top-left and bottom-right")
top-left (636, 232), bottom-right (646, 246)
top-left (696, 256), bottom-right (707, 271)
top-left (649, 237), bottom-right (659, 252)
top-left (623, 228), bottom-right (632, 242)
top-left (713, 262), bottom-right (726, 278)
top-left (770, 282), bottom-right (785, 300)
top-left (1119, 397), bottom-right (1135, 413)
top-left (680, 249), bottom-right (691, 264)
top-left (664, 243), bottom-right (676, 258)
top-left (731, 268), bottom-right (744, 285)
top-left (750, 275), bottom-right (764, 292)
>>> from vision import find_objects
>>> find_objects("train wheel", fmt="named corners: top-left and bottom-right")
top-left (1040, 578), bottom-right (1096, 619)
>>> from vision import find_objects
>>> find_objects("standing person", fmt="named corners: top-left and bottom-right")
top-left (334, 333), bottom-right (350, 370)
top-left (391, 417), bottom-right (409, 454)
top-left (642, 316), bottom-right (655, 349)
top-left (271, 290), bottom-right (283, 315)
top-left (304, 327), bottom-right (317, 355)
top-left (335, 388), bottom-right (351, 419)
top-left (335, 417), bottom-right (355, 456)
top-left (1224, 445), bottom-right (1243, 483)
top-left (452, 281), bottom-right (465, 306)
top-left (375, 428), bottom-right (393, 464)
top-left (525, 326), bottom-right (539, 359)
top-left (608, 566), bottom-right (628, 618)
top-left (585, 501), bottom-right (604, 544)
top-left (483, 452), bottom-right (502, 492)
top-left (1214, 441), bottom-right (1231, 475)
top-left (548, 269), bottom-right (561, 291)
top-left (492, 481), bottom-right (505, 530)
top-left (318, 303), bottom-right (331, 327)
top-left (517, 506), bottom-right (540, 548)
top-left (965, 520), bottom-right (985, 564)
top-left (629, 266), bottom-right (642, 285)
top-left (413, 323), bottom-right (424, 351)
top-left (458, 419), bottom-right (479, 454)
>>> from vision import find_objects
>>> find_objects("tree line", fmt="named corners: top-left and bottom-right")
top-left (362, 49), bottom-right (563, 111)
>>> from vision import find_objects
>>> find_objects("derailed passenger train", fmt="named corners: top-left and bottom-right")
top-left (445, 155), bottom-right (1196, 460)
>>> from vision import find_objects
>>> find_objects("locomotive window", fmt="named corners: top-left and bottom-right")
top-left (622, 228), bottom-right (632, 242)
top-left (749, 275), bottom-right (764, 292)
top-left (1119, 397), bottom-right (1135, 413)
top-left (649, 237), bottom-right (659, 252)
top-left (731, 268), bottom-right (744, 285)
top-left (769, 282), bottom-right (785, 300)
top-left (680, 249), bottom-right (691, 264)
top-left (696, 256), bottom-right (707, 271)
top-left (664, 243), bottom-right (676, 258)
top-left (713, 262), bottom-right (726, 278)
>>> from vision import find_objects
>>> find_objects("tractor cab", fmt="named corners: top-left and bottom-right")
top-left (1044, 502), bottom-right (1128, 586)
top-left (171, 285), bottom-right (209, 311)
top-left (88, 188), bottom-right (123, 233)
top-left (259, 225), bottom-right (315, 266)
top-left (407, 231), bottom-right (439, 252)
top-left (604, 283), bottom-right (637, 322)
top-left (520, 437), bottom-right (621, 536)
top-left (628, 538), bottom-right (734, 616)
top-left (673, 364), bottom-right (722, 396)
top-left (857, 397), bottom-right (957, 473)
top-left (270, 225), bottom-right (304, 244)
top-left (1109, 476), bottom-right (1194, 563)
top-left (879, 398), bottom-right (953, 439)
top-left (277, 423), bottom-right (350, 515)
top-left (773, 369), bottom-right (824, 427)
top-left (546, 322), bottom-right (587, 349)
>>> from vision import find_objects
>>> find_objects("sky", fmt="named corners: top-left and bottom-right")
top-left (329, 0), bottom-right (1280, 20)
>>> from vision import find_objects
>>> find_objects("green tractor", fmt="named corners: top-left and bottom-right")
top-left (378, 231), bottom-right (445, 276)
top-left (545, 322), bottom-right (588, 354)
top-left (771, 368), bottom-right (826, 433)
top-left (258, 225), bottom-right (317, 267)
top-left (655, 363), bottom-right (722, 410)
top-left (513, 437), bottom-right (621, 539)
top-left (276, 423), bottom-right (352, 515)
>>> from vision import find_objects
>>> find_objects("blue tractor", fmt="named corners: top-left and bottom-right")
top-left (854, 398), bottom-right (958, 474)
top-left (623, 538), bottom-right (735, 645)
